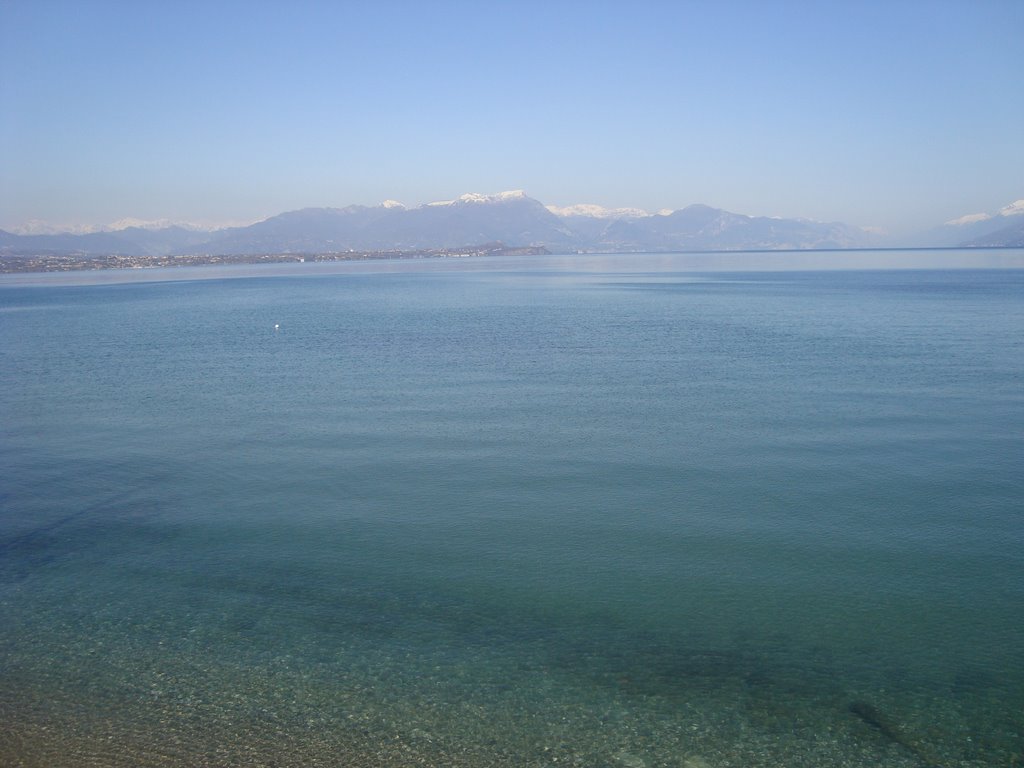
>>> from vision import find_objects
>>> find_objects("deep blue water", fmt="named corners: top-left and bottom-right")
top-left (2, 252), bottom-right (1023, 766)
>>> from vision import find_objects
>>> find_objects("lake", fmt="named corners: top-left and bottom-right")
top-left (2, 250), bottom-right (1022, 767)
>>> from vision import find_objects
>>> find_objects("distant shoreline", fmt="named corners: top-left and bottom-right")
top-left (0, 243), bottom-right (550, 274)
top-left (2, 244), bottom-right (1022, 276)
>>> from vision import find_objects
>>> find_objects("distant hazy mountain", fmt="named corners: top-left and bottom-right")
top-left (190, 192), bottom-right (577, 255)
top-left (392, 191), bottom-right (576, 250)
top-left (26, 190), bottom-right (1024, 258)
top-left (919, 199), bottom-right (1024, 247)
top-left (0, 225), bottom-right (213, 256)
top-left (570, 204), bottom-right (870, 251)
top-left (549, 203), bottom-right (655, 243)
top-left (960, 215), bottom-right (1024, 247)
top-left (194, 206), bottom-right (401, 255)
top-left (191, 193), bottom-right (870, 254)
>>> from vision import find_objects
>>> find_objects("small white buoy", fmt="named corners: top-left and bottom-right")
top-left (274, 324), bottom-right (280, 331)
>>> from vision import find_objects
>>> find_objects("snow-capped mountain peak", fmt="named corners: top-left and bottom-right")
top-left (457, 190), bottom-right (528, 204)
top-left (425, 191), bottom-right (529, 207)
top-left (945, 198), bottom-right (1024, 226)
top-left (547, 203), bottom-right (652, 219)
top-left (5, 219), bottom-right (104, 235)
top-left (945, 212), bottom-right (992, 226)
top-left (998, 199), bottom-right (1024, 217)
top-left (379, 200), bottom-right (406, 210)
top-left (108, 217), bottom-right (198, 231)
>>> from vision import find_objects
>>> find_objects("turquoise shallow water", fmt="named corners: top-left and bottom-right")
top-left (2, 252), bottom-right (1023, 766)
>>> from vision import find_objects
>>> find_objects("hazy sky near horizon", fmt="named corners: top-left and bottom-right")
top-left (1, 0), bottom-right (1021, 234)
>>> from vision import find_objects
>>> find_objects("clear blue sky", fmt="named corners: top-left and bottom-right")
top-left (1, 0), bottom-right (1021, 234)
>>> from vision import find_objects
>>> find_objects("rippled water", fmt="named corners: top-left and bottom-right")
top-left (2, 252), bottom-right (1023, 766)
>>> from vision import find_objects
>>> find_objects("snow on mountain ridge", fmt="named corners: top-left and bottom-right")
top-left (945, 212), bottom-right (992, 226)
top-left (456, 190), bottom-right (528, 204)
top-left (6, 220), bottom-right (104, 235)
top-left (6, 217), bottom-right (253, 234)
top-left (11, 195), bottom-right (1020, 238)
top-left (425, 190), bottom-right (528, 207)
top-left (945, 198), bottom-right (1024, 226)
top-left (998, 199), bottom-right (1024, 217)
top-left (107, 218), bottom-right (214, 231)
top-left (547, 203), bottom-right (652, 219)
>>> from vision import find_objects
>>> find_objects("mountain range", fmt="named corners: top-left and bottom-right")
top-left (2, 192), bottom-right (1023, 259)
top-left (921, 200), bottom-right (1024, 247)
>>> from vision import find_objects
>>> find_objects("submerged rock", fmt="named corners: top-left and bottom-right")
top-left (614, 750), bottom-right (647, 768)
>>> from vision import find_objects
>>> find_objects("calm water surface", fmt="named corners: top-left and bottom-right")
top-left (2, 251), bottom-right (1023, 766)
